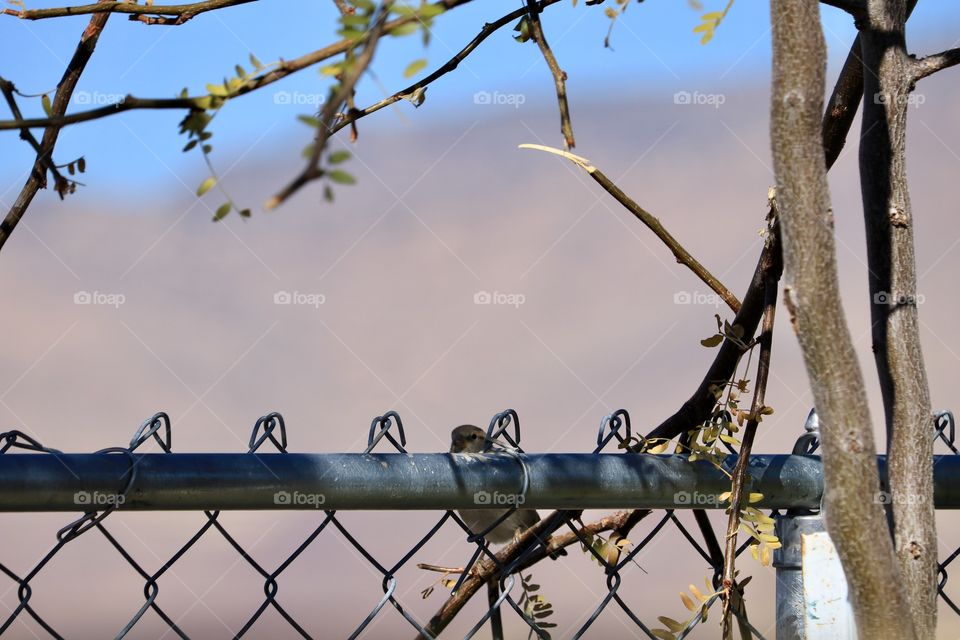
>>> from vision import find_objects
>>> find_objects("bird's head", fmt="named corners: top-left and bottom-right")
top-left (450, 424), bottom-right (489, 453)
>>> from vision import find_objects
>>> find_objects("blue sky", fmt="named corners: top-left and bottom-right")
top-left (2, 0), bottom-right (959, 198)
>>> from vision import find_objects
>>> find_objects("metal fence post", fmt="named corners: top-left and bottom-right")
top-left (774, 512), bottom-right (857, 640)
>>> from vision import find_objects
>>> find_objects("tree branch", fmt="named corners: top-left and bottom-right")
top-left (860, 0), bottom-right (936, 635)
top-left (328, 0), bottom-right (563, 139)
top-left (819, 0), bottom-right (866, 19)
top-left (771, 1), bottom-right (915, 637)
top-left (910, 47), bottom-right (960, 82)
top-left (0, 0), bottom-right (476, 132)
top-left (265, 3), bottom-right (391, 210)
top-left (720, 217), bottom-right (778, 636)
top-left (524, 0), bottom-right (575, 149)
top-left (418, 509), bottom-right (648, 639)
top-left (0, 7), bottom-right (110, 254)
top-left (2, 0), bottom-right (256, 24)
top-left (519, 145), bottom-right (741, 312)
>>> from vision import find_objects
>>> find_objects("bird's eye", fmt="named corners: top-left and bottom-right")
top-left (469, 434), bottom-right (477, 440)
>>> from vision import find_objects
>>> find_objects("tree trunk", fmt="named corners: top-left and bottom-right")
top-left (770, 1), bottom-right (916, 638)
top-left (859, 1), bottom-right (937, 636)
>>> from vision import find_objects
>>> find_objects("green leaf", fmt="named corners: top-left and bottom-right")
top-left (297, 115), bottom-right (323, 128)
top-left (41, 94), bottom-right (52, 117)
top-left (323, 184), bottom-right (335, 202)
top-left (235, 64), bottom-right (247, 79)
top-left (67, 162), bottom-right (75, 176)
top-left (403, 58), bottom-right (428, 78)
top-left (197, 177), bottom-right (217, 196)
top-left (77, 157), bottom-right (86, 173)
top-left (239, 208), bottom-right (252, 218)
top-left (183, 139), bottom-right (198, 152)
top-left (206, 83), bottom-right (229, 97)
top-left (419, 3), bottom-right (446, 18)
top-left (349, 0), bottom-right (374, 10)
top-left (340, 14), bottom-right (369, 26)
top-left (213, 202), bottom-right (231, 221)
top-left (320, 63), bottom-right (343, 77)
top-left (700, 334), bottom-right (724, 348)
top-left (327, 169), bottom-right (356, 185)
top-left (327, 149), bottom-right (351, 164)
top-left (389, 22), bottom-right (420, 37)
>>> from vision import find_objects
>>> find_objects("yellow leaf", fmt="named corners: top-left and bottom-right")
top-left (403, 58), bottom-right (428, 78)
top-left (651, 630), bottom-right (676, 640)
top-left (748, 492), bottom-right (764, 503)
top-left (680, 592), bottom-right (696, 612)
top-left (196, 177), bottom-right (216, 196)
top-left (657, 617), bottom-right (685, 633)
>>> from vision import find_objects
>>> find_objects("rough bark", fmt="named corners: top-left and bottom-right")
top-left (770, 1), bottom-right (916, 638)
top-left (860, 1), bottom-right (936, 636)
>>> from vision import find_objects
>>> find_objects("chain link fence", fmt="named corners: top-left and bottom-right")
top-left (0, 409), bottom-right (957, 639)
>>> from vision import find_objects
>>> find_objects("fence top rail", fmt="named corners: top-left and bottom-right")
top-left (1, 452), bottom-right (957, 512)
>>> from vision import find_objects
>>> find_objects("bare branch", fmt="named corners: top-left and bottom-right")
top-left (0, 8), bottom-right (111, 254)
top-left (524, 0), bottom-right (575, 149)
top-left (519, 145), bottom-right (741, 312)
top-left (5, 0), bottom-right (251, 23)
top-left (2, 0), bottom-right (255, 24)
top-left (771, 1), bottom-right (916, 637)
top-left (910, 47), bottom-right (960, 82)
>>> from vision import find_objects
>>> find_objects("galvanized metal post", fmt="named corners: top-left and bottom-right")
top-left (774, 513), bottom-right (856, 640)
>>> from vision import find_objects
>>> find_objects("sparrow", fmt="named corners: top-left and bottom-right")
top-left (449, 424), bottom-right (542, 544)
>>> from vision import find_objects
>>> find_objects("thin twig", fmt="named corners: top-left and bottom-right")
top-left (0, 0), bottom-right (476, 132)
top-left (332, 0), bottom-right (355, 16)
top-left (519, 144), bottom-right (741, 312)
top-left (266, 2), bottom-right (391, 210)
top-left (329, 0), bottom-right (564, 138)
top-left (0, 79), bottom-right (73, 195)
top-left (720, 207), bottom-right (779, 638)
top-left (644, 24), bottom-right (865, 446)
top-left (0, 7), bottom-right (111, 254)
top-left (524, 0), bottom-right (575, 149)
top-left (2, 0), bottom-right (255, 24)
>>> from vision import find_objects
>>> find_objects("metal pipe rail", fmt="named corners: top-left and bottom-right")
top-left (1, 452), bottom-right (958, 511)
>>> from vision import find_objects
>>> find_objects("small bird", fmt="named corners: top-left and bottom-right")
top-left (449, 424), bottom-right (542, 544)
